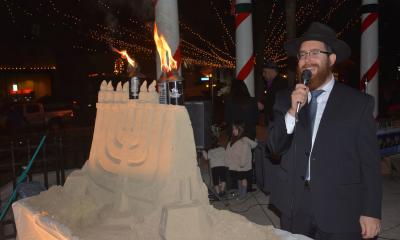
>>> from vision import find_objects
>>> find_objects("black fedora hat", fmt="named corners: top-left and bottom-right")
top-left (263, 60), bottom-right (279, 71)
top-left (284, 22), bottom-right (351, 63)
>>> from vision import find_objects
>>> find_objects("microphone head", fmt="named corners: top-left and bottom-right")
top-left (301, 69), bottom-right (312, 85)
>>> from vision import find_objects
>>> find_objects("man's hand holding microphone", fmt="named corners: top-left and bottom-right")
top-left (288, 69), bottom-right (312, 120)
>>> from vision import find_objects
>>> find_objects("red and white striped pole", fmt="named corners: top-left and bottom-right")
top-left (360, 0), bottom-right (379, 117)
top-left (154, 0), bottom-right (182, 78)
top-left (235, 0), bottom-right (255, 96)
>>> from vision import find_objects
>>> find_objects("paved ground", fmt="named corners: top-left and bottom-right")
top-left (209, 176), bottom-right (400, 240)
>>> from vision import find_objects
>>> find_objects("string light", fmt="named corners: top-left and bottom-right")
top-left (210, 0), bottom-right (235, 48)
top-left (263, 0), bottom-right (358, 67)
top-left (180, 22), bottom-right (234, 61)
top-left (3, 0), bottom-right (16, 24)
top-left (0, 66), bottom-right (56, 71)
top-left (114, 58), bottom-right (125, 75)
top-left (322, 0), bottom-right (349, 23)
top-left (337, 15), bottom-right (360, 38)
top-left (4, 0), bottom-right (359, 70)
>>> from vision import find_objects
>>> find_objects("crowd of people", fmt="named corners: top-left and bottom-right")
top-left (203, 21), bottom-right (382, 240)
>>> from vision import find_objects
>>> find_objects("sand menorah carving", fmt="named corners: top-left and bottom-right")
top-left (84, 80), bottom-right (208, 215)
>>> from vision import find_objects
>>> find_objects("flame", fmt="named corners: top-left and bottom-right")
top-left (153, 22), bottom-right (177, 73)
top-left (112, 47), bottom-right (137, 68)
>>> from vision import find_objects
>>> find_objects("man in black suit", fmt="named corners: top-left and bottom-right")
top-left (267, 22), bottom-right (382, 239)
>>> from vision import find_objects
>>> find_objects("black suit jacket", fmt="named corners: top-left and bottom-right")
top-left (267, 81), bottom-right (382, 233)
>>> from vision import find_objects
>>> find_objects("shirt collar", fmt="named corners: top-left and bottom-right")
top-left (308, 75), bottom-right (334, 100)
top-left (318, 74), bottom-right (335, 93)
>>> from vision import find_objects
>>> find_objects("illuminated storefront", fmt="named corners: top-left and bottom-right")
top-left (0, 66), bottom-right (55, 102)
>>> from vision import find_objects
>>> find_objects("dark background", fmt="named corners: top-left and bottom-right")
top-left (0, 0), bottom-right (399, 114)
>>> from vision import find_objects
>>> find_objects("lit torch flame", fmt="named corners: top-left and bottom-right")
top-left (112, 47), bottom-right (137, 68)
top-left (153, 22), bottom-right (177, 73)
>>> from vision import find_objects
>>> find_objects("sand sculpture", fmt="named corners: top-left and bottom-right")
top-left (12, 80), bottom-right (309, 240)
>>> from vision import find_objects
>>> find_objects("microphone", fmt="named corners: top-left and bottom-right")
top-left (295, 69), bottom-right (312, 120)
top-left (301, 69), bottom-right (312, 86)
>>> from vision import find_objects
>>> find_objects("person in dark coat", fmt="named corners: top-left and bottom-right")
top-left (261, 61), bottom-right (288, 127)
top-left (267, 22), bottom-right (381, 239)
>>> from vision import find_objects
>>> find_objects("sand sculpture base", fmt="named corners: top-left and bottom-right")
top-left (12, 81), bottom-right (311, 240)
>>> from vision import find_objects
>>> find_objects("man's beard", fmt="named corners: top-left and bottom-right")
top-left (298, 61), bottom-right (331, 90)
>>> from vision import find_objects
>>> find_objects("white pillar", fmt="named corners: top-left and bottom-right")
top-left (154, 0), bottom-right (182, 78)
top-left (235, 0), bottom-right (255, 97)
top-left (361, 0), bottom-right (379, 117)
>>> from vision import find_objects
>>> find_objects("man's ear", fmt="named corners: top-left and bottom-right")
top-left (329, 53), bottom-right (337, 67)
